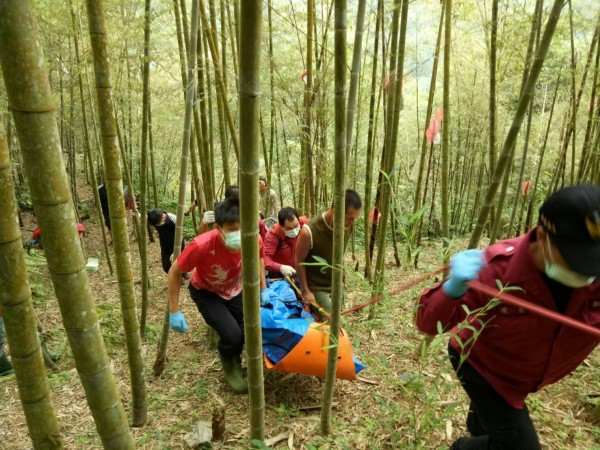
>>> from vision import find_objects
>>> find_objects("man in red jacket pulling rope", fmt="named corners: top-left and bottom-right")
top-left (416, 184), bottom-right (600, 449)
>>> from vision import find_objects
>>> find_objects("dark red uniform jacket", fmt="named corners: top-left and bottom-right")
top-left (263, 216), bottom-right (308, 273)
top-left (416, 230), bottom-right (600, 408)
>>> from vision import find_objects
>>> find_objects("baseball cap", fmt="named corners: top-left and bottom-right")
top-left (539, 184), bottom-right (600, 276)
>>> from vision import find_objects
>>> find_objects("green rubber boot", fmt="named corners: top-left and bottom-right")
top-left (0, 353), bottom-right (13, 377)
top-left (219, 354), bottom-right (248, 394)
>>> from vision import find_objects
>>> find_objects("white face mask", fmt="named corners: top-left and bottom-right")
top-left (224, 230), bottom-right (242, 250)
top-left (284, 225), bottom-right (300, 238)
top-left (544, 237), bottom-right (594, 288)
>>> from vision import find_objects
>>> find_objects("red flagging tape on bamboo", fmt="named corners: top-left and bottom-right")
top-left (466, 280), bottom-right (600, 338)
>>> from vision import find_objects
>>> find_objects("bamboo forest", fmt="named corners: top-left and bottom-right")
top-left (2, 0), bottom-right (600, 448)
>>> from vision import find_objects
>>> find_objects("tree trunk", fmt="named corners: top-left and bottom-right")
top-left (69, 0), bottom-right (113, 276)
top-left (468, 0), bottom-right (566, 249)
top-left (362, 0), bottom-right (383, 280)
top-left (345, 0), bottom-right (367, 169)
top-left (0, 116), bottom-right (63, 449)
top-left (199, 0), bottom-right (240, 161)
top-left (440, 0), bottom-right (451, 261)
top-left (139, 0), bottom-right (152, 340)
top-left (154, 0), bottom-right (199, 377)
top-left (413, 1), bottom-right (444, 268)
top-left (371, 0), bottom-right (408, 306)
top-left (85, 0), bottom-right (148, 428)
top-left (148, 94), bottom-right (159, 208)
top-left (488, 0), bottom-right (498, 235)
top-left (320, 0), bottom-right (347, 435)
top-left (0, 0), bottom-right (136, 445)
top-left (197, 26), bottom-right (216, 209)
top-left (239, 0), bottom-right (265, 440)
top-left (525, 72), bottom-right (561, 230)
top-left (578, 21), bottom-right (600, 182)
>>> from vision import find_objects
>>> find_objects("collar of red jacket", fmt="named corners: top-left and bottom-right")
top-left (485, 228), bottom-right (600, 308)
top-left (273, 216), bottom-right (308, 238)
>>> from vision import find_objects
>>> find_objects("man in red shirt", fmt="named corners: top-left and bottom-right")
top-left (167, 194), bottom-right (269, 394)
top-left (263, 207), bottom-right (307, 278)
top-left (416, 184), bottom-right (600, 449)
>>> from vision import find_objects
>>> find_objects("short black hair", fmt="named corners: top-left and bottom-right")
top-left (278, 207), bottom-right (299, 227)
top-left (259, 176), bottom-right (267, 184)
top-left (215, 191), bottom-right (240, 226)
top-left (224, 185), bottom-right (239, 200)
top-left (345, 189), bottom-right (362, 211)
top-left (148, 208), bottom-right (164, 226)
top-left (331, 189), bottom-right (362, 211)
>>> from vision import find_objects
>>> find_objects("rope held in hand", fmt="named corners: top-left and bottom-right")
top-left (337, 267), bottom-right (447, 318)
top-left (466, 280), bottom-right (600, 338)
top-left (284, 276), bottom-right (329, 319)
top-left (337, 266), bottom-right (600, 339)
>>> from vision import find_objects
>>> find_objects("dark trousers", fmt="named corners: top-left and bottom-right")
top-left (161, 251), bottom-right (172, 274)
top-left (449, 345), bottom-right (541, 450)
top-left (189, 284), bottom-right (244, 358)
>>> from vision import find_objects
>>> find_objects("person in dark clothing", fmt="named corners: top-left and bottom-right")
top-left (416, 184), bottom-right (600, 450)
top-left (147, 208), bottom-right (185, 274)
top-left (98, 184), bottom-right (111, 240)
top-left (296, 189), bottom-right (362, 315)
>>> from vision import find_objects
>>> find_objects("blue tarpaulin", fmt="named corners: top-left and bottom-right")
top-left (261, 280), bottom-right (366, 375)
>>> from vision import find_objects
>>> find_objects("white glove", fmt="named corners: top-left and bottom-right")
top-left (280, 265), bottom-right (296, 277)
top-left (202, 210), bottom-right (215, 224)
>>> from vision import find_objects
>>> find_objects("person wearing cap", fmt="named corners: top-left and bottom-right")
top-left (259, 176), bottom-right (279, 228)
top-left (415, 184), bottom-right (600, 449)
top-left (263, 207), bottom-right (308, 278)
top-left (147, 208), bottom-right (185, 275)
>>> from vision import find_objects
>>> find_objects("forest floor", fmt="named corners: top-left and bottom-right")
top-left (1, 181), bottom-right (600, 450)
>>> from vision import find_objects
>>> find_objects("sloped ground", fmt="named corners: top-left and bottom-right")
top-left (1, 182), bottom-right (599, 449)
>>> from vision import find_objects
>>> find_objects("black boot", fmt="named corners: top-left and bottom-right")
top-left (219, 354), bottom-right (248, 394)
top-left (0, 353), bottom-right (13, 377)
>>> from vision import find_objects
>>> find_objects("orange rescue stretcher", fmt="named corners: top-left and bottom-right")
top-left (264, 322), bottom-right (357, 380)
top-left (261, 278), bottom-right (363, 380)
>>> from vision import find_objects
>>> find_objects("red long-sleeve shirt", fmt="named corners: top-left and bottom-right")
top-left (263, 217), bottom-right (307, 273)
top-left (416, 229), bottom-right (600, 408)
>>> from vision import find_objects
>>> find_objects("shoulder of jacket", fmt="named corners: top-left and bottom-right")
top-left (484, 236), bottom-right (522, 262)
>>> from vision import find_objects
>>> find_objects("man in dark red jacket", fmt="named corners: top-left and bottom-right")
top-left (263, 207), bottom-right (307, 278)
top-left (416, 184), bottom-right (600, 449)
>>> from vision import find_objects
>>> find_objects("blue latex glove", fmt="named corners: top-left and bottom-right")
top-left (260, 289), bottom-right (270, 306)
top-left (443, 249), bottom-right (485, 298)
top-left (169, 310), bottom-right (188, 333)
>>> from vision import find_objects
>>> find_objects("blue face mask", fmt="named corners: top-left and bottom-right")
top-left (544, 237), bottom-right (594, 288)
top-left (224, 230), bottom-right (242, 250)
